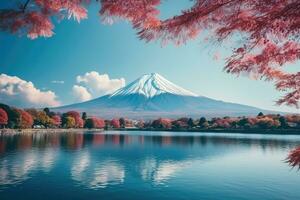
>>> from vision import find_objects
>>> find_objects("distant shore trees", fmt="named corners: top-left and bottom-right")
top-left (63, 111), bottom-right (84, 128)
top-left (0, 108), bottom-right (8, 128)
top-left (111, 119), bottom-right (120, 129)
top-left (84, 117), bottom-right (105, 129)
top-left (15, 109), bottom-right (33, 129)
top-left (0, 103), bottom-right (299, 131)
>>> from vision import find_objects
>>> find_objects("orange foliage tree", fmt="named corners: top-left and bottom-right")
top-left (65, 111), bottom-right (84, 128)
top-left (15, 109), bottom-right (33, 129)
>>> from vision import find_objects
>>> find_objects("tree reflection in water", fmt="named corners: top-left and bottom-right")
top-left (1, 131), bottom-right (300, 189)
top-left (1, 132), bottom-right (300, 153)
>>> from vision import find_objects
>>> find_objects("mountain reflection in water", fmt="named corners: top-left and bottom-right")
top-left (0, 131), bottom-right (300, 198)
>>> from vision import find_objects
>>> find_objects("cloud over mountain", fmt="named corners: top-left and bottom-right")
top-left (75, 71), bottom-right (125, 98)
top-left (0, 74), bottom-right (60, 107)
top-left (72, 85), bottom-right (92, 102)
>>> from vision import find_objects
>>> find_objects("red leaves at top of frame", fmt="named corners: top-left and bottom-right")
top-left (0, 0), bottom-right (89, 38)
top-left (100, 0), bottom-right (161, 29)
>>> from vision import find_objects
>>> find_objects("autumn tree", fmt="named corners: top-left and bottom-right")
top-left (64, 111), bottom-right (84, 128)
top-left (172, 120), bottom-right (188, 130)
top-left (84, 117), bottom-right (105, 129)
top-left (64, 116), bottom-right (76, 129)
top-left (15, 109), bottom-right (33, 129)
top-left (152, 118), bottom-right (172, 129)
top-left (36, 111), bottom-right (52, 128)
top-left (111, 118), bottom-right (120, 128)
top-left (1, 1), bottom-right (300, 107)
top-left (0, 103), bottom-right (21, 128)
top-left (285, 115), bottom-right (300, 126)
top-left (0, 108), bottom-right (8, 128)
top-left (51, 115), bottom-right (61, 128)
top-left (136, 120), bottom-right (145, 129)
top-left (256, 116), bottom-right (280, 129)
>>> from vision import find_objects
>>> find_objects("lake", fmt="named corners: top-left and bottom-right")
top-left (0, 131), bottom-right (300, 200)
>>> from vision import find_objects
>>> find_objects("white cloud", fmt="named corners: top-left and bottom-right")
top-left (76, 71), bottom-right (125, 97)
top-left (0, 74), bottom-right (60, 108)
top-left (51, 80), bottom-right (65, 84)
top-left (72, 85), bottom-right (92, 102)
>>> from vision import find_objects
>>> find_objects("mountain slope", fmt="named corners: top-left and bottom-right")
top-left (53, 73), bottom-right (269, 119)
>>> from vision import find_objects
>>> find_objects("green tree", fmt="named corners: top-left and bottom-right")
top-left (43, 107), bottom-right (50, 116)
top-left (198, 117), bottom-right (207, 128)
top-left (82, 112), bottom-right (87, 121)
top-left (84, 118), bottom-right (93, 129)
top-left (279, 116), bottom-right (288, 128)
top-left (257, 112), bottom-right (264, 117)
top-left (119, 118), bottom-right (126, 128)
top-left (238, 118), bottom-right (249, 127)
top-left (187, 118), bottom-right (194, 129)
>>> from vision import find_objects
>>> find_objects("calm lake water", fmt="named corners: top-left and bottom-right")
top-left (0, 131), bottom-right (300, 200)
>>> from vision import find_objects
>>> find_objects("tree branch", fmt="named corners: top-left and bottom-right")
top-left (22, 0), bottom-right (31, 12)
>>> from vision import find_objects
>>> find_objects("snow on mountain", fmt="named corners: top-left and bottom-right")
top-left (53, 73), bottom-right (272, 119)
top-left (110, 73), bottom-right (198, 98)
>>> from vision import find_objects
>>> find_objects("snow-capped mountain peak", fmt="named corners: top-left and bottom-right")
top-left (110, 73), bottom-right (198, 98)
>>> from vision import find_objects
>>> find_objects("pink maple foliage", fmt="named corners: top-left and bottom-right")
top-left (51, 115), bottom-right (61, 127)
top-left (0, 108), bottom-right (8, 126)
top-left (111, 118), bottom-right (120, 128)
top-left (287, 147), bottom-right (300, 169)
top-left (90, 117), bottom-right (105, 129)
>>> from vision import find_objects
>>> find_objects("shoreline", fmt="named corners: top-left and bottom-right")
top-left (114, 128), bottom-right (300, 135)
top-left (1, 128), bottom-right (300, 135)
top-left (0, 128), bottom-right (104, 135)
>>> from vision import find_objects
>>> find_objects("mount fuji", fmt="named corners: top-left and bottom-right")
top-left (54, 73), bottom-right (269, 119)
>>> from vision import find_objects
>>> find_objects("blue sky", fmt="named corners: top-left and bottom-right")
top-left (0, 1), bottom-right (298, 113)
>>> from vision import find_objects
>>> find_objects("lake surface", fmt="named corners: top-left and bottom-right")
top-left (0, 131), bottom-right (300, 200)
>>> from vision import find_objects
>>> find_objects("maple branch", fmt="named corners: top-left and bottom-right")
top-left (22, 0), bottom-right (31, 12)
